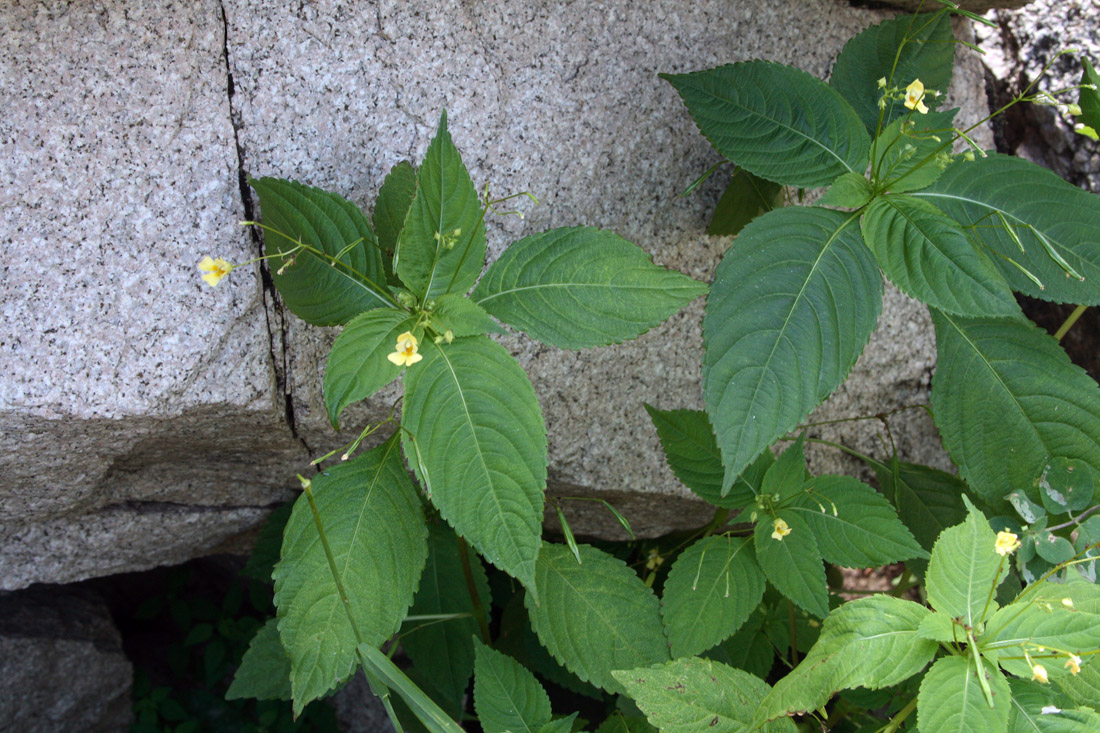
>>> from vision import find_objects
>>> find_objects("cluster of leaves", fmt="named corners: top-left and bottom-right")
top-left (130, 562), bottom-right (336, 733)
top-left (227, 109), bottom-right (708, 729)
top-left (217, 4), bottom-right (1100, 731)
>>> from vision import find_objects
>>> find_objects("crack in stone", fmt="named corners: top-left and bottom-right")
top-left (95, 499), bottom-right (288, 516)
top-left (218, 1), bottom-right (312, 457)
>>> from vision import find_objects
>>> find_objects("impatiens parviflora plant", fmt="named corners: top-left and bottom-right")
top-left (607, 501), bottom-right (1100, 732)
top-left (661, 3), bottom-right (1100, 532)
top-left (737, 499), bottom-right (1100, 731)
top-left (203, 111), bottom-right (708, 728)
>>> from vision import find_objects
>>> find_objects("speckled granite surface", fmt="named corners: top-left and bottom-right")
top-left (1, 0), bottom-right (993, 587)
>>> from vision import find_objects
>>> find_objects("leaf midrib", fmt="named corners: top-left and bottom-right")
top-left (475, 280), bottom-right (697, 306)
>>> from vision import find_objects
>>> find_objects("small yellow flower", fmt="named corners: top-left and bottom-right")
top-left (877, 76), bottom-right (887, 89)
top-left (1063, 598), bottom-right (1075, 610)
top-left (1032, 664), bottom-right (1049, 684)
top-left (198, 256), bottom-right (232, 287)
top-left (904, 79), bottom-right (929, 114)
top-left (387, 331), bottom-right (423, 367)
top-left (645, 548), bottom-right (664, 571)
top-left (995, 530), bottom-right (1021, 556)
top-left (771, 518), bottom-right (791, 541)
top-left (1066, 655), bottom-right (1082, 675)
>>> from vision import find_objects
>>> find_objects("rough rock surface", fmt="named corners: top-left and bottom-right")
top-left (329, 672), bottom-right (396, 733)
top-left (979, 0), bottom-right (1100, 193)
top-left (2, 0), bottom-right (992, 586)
top-left (0, 585), bottom-right (133, 732)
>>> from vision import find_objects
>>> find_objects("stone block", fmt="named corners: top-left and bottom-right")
top-left (0, 585), bottom-right (133, 732)
top-left (979, 0), bottom-right (1100, 192)
top-left (0, 0), bottom-right (306, 588)
top-left (2, 0), bottom-right (993, 586)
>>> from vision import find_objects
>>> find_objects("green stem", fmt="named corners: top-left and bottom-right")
top-left (705, 508), bottom-right (732, 536)
top-left (1054, 304), bottom-right (1088, 342)
top-left (788, 600), bottom-right (800, 667)
top-left (880, 696), bottom-right (918, 733)
top-left (356, 644), bottom-right (466, 733)
top-left (457, 536), bottom-right (492, 644)
top-left (1048, 503), bottom-right (1100, 531)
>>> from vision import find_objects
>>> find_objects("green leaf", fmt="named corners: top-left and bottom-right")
top-left (396, 111), bottom-right (486, 301)
top-left (355, 643), bottom-right (466, 733)
top-left (473, 227), bottom-right (706, 349)
top-left (241, 502), bottom-right (293, 583)
top-left (250, 177), bottom-right (391, 325)
top-left (473, 639), bottom-right (553, 733)
top-left (917, 655), bottom-right (1010, 733)
top-left (914, 154), bottom-right (1100, 304)
top-left (916, 611), bottom-right (962, 644)
top-left (402, 336), bottom-right (546, 595)
top-left (430, 294), bottom-right (504, 338)
top-left (924, 499), bottom-right (1005, 628)
top-left (1008, 490), bottom-right (1046, 524)
top-left (872, 109), bottom-right (958, 193)
top-left (864, 457), bottom-right (969, 574)
top-left (761, 437), bottom-right (807, 502)
top-left (595, 712), bottom-right (658, 733)
top-left (401, 523), bottom-right (491, 717)
top-left (226, 618), bottom-right (291, 701)
top-left (704, 207), bottom-right (882, 490)
top-left (323, 308), bottom-right (413, 429)
top-left (755, 595), bottom-right (935, 724)
top-left (1075, 517), bottom-right (1100, 583)
top-left (930, 311), bottom-right (1100, 503)
top-left (613, 658), bottom-right (794, 733)
top-left (662, 61), bottom-right (871, 188)
top-left (1008, 677), bottom-right (1100, 733)
top-left (526, 543), bottom-right (669, 694)
top-left (818, 172), bottom-right (872, 209)
top-left (538, 717), bottom-right (577, 733)
top-left (272, 438), bottom-right (428, 715)
top-left (1038, 458), bottom-right (1097, 514)
top-left (1057, 648), bottom-right (1100, 709)
top-left (644, 405), bottom-right (772, 509)
top-left (1077, 59), bottom-right (1100, 139)
top-left (1036, 532), bottom-right (1078, 565)
top-left (661, 535), bottom-right (765, 658)
top-left (861, 195), bottom-right (1019, 317)
top-left (985, 603), bottom-right (1100, 679)
top-left (830, 12), bottom-right (955, 135)
top-left (373, 161), bottom-right (417, 262)
top-left (712, 610), bottom-right (775, 680)
top-left (789, 475), bottom-right (926, 567)
top-left (708, 168), bottom-right (783, 236)
top-left (754, 512), bottom-right (828, 618)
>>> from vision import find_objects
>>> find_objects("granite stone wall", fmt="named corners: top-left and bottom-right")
top-left (1, 0), bottom-right (994, 589)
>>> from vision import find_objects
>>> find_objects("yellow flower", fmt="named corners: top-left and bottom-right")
top-left (198, 256), bottom-right (232, 287)
top-left (771, 518), bottom-right (791, 541)
top-left (995, 530), bottom-right (1021, 556)
top-left (1032, 664), bottom-right (1049, 684)
top-left (387, 331), bottom-right (423, 367)
top-left (1066, 655), bottom-right (1082, 675)
top-left (1063, 598), bottom-right (1075, 610)
top-left (904, 79), bottom-right (929, 114)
